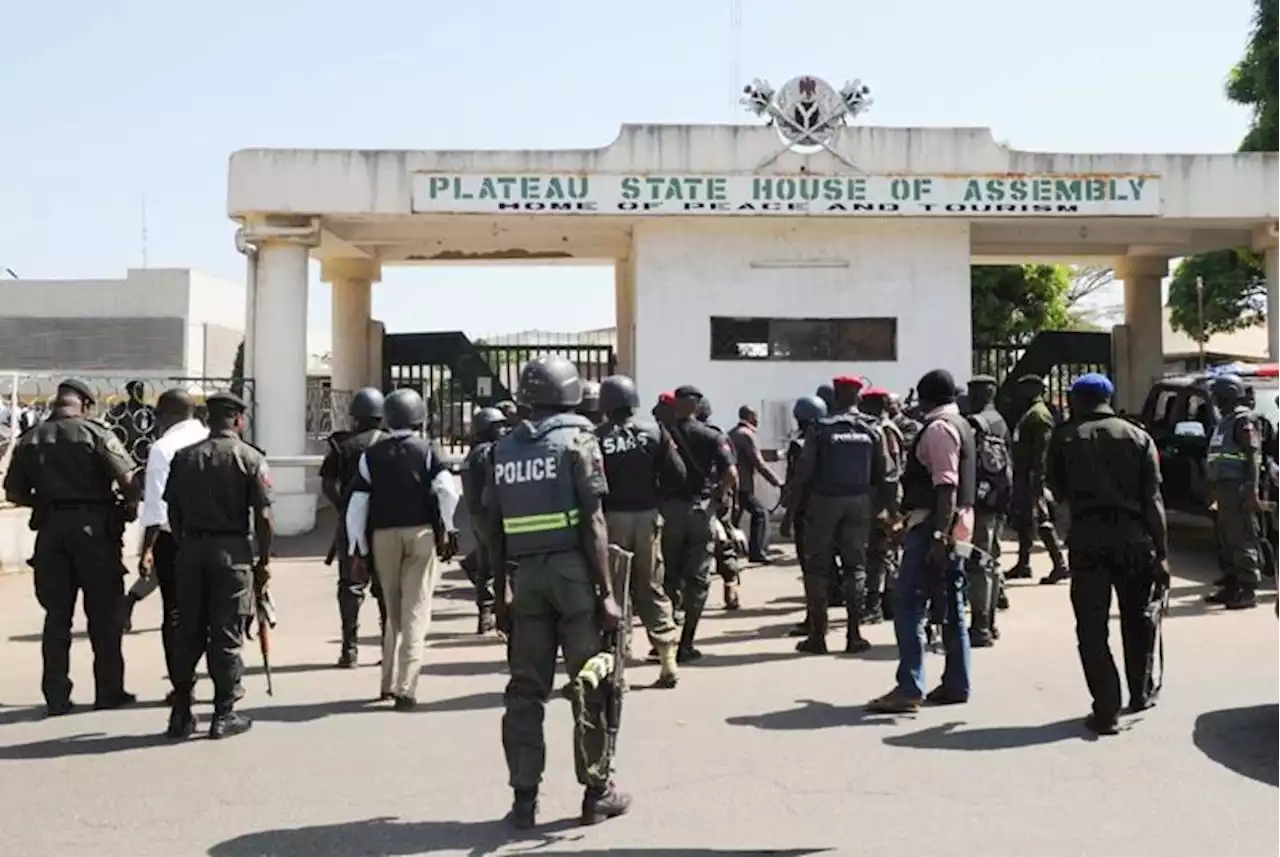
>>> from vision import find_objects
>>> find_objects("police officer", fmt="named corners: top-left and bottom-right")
top-left (346, 389), bottom-right (460, 709)
top-left (696, 398), bottom-right (746, 610)
top-left (461, 406), bottom-right (509, 634)
top-left (888, 392), bottom-right (922, 448)
top-left (320, 387), bottom-right (388, 667)
top-left (163, 392), bottom-right (272, 739)
top-left (577, 380), bottom-right (603, 426)
top-left (859, 387), bottom-right (905, 624)
top-left (663, 386), bottom-right (739, 661)
top-left (790, 376), bottom-right (889, 655)
top-left (484, 355), bottom-right (630, 829)
top-left (3, 378), bottom-right (140, 715)
top-left (813, 382), bottom-right (848, 609)
top-left (1008, 374), bottom-right (1069, 584)
top-left (780, 394), bottom-right (827, 638)
top-left (1047, 374), bottom-right (1168, 734)
top-left (1204, 374), bottom-right (1263, 609)
top-left (595, 373), bottom-right (686, 688)
top-left (964, 375), bottom-right (1013, 646)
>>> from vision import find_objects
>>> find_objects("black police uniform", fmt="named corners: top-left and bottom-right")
top-left (702, 415), bottom-right (745, 594)
top-left (965, 395), bottom-right (1012, 644)
top-left (3, 389), bottom-right (138, 712)
top-left (321, 425), bottom-right (387, 663)
top-left (164, 398), bottom-right (272, 734)
top-left (663, 415), bottom-right (736, 658)
top-left (793, 408), bottom-right (887, 653)
top-left (864, 412), bottom-right (905, 623)
top-left (1047, 401), bottom-right (1167, 729)
top-left (462, 434), bottom-right (500, 625)
top-left (1206, 389), bottom-right (1263, 606)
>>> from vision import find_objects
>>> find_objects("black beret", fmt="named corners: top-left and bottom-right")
top-left (207, 391), bottom-right (248, 414)
top-left (673, 385), bottom-right (704, 400)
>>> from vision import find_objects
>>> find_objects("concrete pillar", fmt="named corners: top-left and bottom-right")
top-left (242, 218), bottom-right (320, 535)
top-left (1254, 223), bottom-right (1279, 360)
top-left (321, 259), bottom-right (381, 391)
top-left (614, 256), bottom-right (636, 377)
top-left (1116, 256), bottom-right (1168, 413)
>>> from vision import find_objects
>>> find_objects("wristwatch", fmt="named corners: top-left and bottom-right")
top-left (932, 529), bottom-right (947, 542)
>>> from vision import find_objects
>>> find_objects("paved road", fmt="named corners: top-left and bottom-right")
top-left (0, 516), bottom-right (1275, 857)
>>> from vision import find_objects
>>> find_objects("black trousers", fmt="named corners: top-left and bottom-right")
top-left (172, 535), bottom-right (254, 714)
top-left (733, 490), bottom-right (769, 560)
top-left (802, 494), bottom-right (872, 637)
top-left (464, 527), bottom-right (497, 611)
top-left (154, 530), bottom-right (183, 686)
top-left (1068, 536), bottom-right (1164, 719)
top-left (336, 529), bottom-right (387, 651)
top-left (32, 509), bottom-right (127, 706)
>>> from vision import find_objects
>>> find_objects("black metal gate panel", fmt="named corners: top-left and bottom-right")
top-left (383, 332), bottom-right (615, 450)
top-left (972, 331), bottom-right (1112, 421)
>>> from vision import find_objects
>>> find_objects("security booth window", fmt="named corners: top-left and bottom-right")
top-left (709, 316), bottom-right (897, 362)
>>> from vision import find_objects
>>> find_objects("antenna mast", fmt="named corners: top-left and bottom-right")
top-left (730, 0), bottom-right (742, 118)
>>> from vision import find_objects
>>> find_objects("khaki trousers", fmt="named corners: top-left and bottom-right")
top-left (371, 525), bottom-right (439, 699)
top-left (605, 509), bottom-right (678, 645)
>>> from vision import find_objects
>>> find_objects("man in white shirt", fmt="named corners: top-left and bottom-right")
top-left (132, 389), bottom-right (209, 691)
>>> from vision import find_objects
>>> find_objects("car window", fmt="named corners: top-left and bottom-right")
top-left (1185, 392), bottom-right (1211, 428)
top-left (1148, 388), bottom-right (1180, 429)
top-left (1250, 382), bottom-right (1279, 432)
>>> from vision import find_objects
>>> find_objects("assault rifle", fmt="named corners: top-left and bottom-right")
top-left (923, 541), bottom-right (988, 653)
top-left (573, 545), bottom-right (634, 784)
top-left (253, 585), bottom-right (278, 696)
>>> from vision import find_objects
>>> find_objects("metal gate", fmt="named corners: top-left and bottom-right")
top-left (972, 331), bottom-right (1112, 421)
top-left (383, 331), bottom-right (615, 451)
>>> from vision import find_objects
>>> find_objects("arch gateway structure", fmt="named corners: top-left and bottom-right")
top-left (228, 76), bottom-right (1279, 534)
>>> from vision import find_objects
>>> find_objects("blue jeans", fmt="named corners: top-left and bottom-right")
top-left (892, 525), bottom-right (972, 699)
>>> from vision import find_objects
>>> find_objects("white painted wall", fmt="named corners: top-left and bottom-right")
top-left (0, 269), bottom-right (190, 319)
top-left (632, 219), bottom-right (971, 448)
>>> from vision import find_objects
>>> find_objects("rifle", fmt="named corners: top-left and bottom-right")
top-left (573, 545), bottom-right (634, 784)
top-left (923, 541), bottom-right (985, 653)
top-left (254, 586), bottom-right (278, 696)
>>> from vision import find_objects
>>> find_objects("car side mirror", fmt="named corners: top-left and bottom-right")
top-left (1174, 420), bottom-right (1206, 438)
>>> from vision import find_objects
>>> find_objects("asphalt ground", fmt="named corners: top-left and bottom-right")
top-left (0, 512), bottom-right (1275, 857)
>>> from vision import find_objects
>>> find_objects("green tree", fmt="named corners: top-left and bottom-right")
top-left (231, 339), bottom-right (245, 398)
top-left (971, 264), bottom-right (1073, 345)
top-left (1168, 0), bottom-right (1276, 337)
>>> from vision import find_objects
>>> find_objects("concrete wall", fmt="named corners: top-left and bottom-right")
top-left (632, 219), bottom-right (971, 448)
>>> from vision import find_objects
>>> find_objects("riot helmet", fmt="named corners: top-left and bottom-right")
top-left (578, 380), bottom-right (601, 421)
top-left (1209, 374), bottom-right (1247, 408)
top-left (793, 395), bottom-right (827, 425)
top-left (472, 406), bottom-right (507, 440)
top-left (384, 388), bottom-right (427, 431)
top-left (599, 374), bottom-right (640, 413)
top-left (517, 355), bottom-right (583, 409)
top-left (695, 397), bottom-right (713, 423)
top-left (348, 387), bottom-right (385, 422)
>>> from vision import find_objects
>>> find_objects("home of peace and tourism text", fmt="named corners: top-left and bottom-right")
top-left (411, 174), bottom-right (1161, 216)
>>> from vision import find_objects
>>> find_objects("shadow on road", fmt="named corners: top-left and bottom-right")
top-left (883, 718), bottom-right (1099, 751)
top-left (725, 698), bottom-right (905, 731)
top-left (238, 690), bottom-right (507, 724)
top-left (0, 704), bottom-right (46, 726)
top-left (207, 816), bottom-right (832, 857)
top-left (0, 730), bottom-right (171, 760)
top-left (1193, 704), bottom-right (1279, 787)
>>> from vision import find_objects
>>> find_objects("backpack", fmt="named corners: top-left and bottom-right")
top-left (967, 413), bottom-right (1012, 512)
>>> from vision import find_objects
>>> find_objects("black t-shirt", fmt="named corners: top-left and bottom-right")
top-left (669, 418), bottom-right (735, 500)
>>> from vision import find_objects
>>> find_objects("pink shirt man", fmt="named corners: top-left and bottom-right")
top-left (906, 402), bottom-right (974, 542)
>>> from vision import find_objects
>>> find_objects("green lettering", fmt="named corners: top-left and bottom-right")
top-left (1128, 178), bottom-right (1146, 201)
top-left (567, 177), bottom-right (588, 199)
top-left (680, 177), bottom-right (704, 200)
top-left (520, 177), bottom-right (540, 199)
top-left (752, 178), bottom-right (771, 200)
top-left (1053, 180), bottom-right (1081, 202)
top-left (849, 178), bottom-right (867, 201)
top-left (620, 177), bottom-right (639, 200)
top-left (708, 178), bottom-right (727, 201)
top-left (964, 180), bottom-right (983, 202)
top-left (795, 179), bottom-right (820, 201)
top-left (664, 179), bottom-right (683, 201)
top-left (496, 177), bottom-right (517, 199)
top-left (1086, 179), bottom-right (1105, 201)
top-left (545, 177), bottom-right (565, 200)
top-left (1033, 179), bottom-right (1052, 201)
top-left (775, 178), bottom-right (796, 201)
top-left (478, 178), bottom-right (499, 199)
top-left (644, 177), bottom-right (665, 201)
top-left (1009, 179), bottom-right (1028, 201)
top-left (985, 180), bottom-right (1005, 202)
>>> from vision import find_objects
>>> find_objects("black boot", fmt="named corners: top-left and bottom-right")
top-left (581, 783), bottom-right (632, 825)
top-left (121, 594), bottom-right (141, 634)
top-left (209, 711), bottom-right (253, 740)
top-left (1205, 585), bottom-right (1237, 604)
top-left (337, 584), bottom-right (362, 668)
top-left (477, 607), bottom-right (496, 635)
top-left (796, 590), bottom-right (829, 654)
top-left (1038, 527), bottom-right (1070, 584)
top-left (1224, 587), bottom-right (1259, 610)
top-left (165, 695), bottom-right (197, 740)
top-left (507, 789), bottom-right (538, 829)
top-left (676, 603), bottom-right (705, 662)
top-left (844, 573), bottom-right (870, 653)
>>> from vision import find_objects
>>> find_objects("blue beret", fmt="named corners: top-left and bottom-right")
top-left (1071, 373), bottom-right (1114, 397)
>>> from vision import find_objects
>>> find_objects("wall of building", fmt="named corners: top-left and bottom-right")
top-left (632, 219), bottom-right (971, 447)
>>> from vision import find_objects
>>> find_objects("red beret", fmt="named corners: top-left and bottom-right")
top-left (862, 386), bottom-right (890, 397)
top-left (832, 375), bottom-right (865, 388)
top-left (658, 392), bottom-right (676, 404)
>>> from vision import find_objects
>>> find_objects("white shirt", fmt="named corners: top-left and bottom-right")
top-left (140, 418), bottom-right (210, 530)
top-left (346, 429), bottom-right (460, 556)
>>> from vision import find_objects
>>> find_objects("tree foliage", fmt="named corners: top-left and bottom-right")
top-left (231, 339), bottom-right (245, 398)
top-left (971, 264), bottom-right (1073, 345)
top-left (1168, 0), bottom-right (1275, 337)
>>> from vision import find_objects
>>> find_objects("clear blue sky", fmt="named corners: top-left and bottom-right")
top-left (1, 0), bottom-right (1257, 352)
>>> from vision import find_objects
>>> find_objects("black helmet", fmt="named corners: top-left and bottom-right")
top-left (348, 387), bottom-right (385, 420)
top-left (384, 388), bottom-right (427, 430)
top-left (793, 395), bottom-right (827, 423)
top-left (579, 380), bottom-right (601, 413)
top-left (517, 355), bottom-right (583, 408)
top-left (472, 406), bottom-right (506, 436)
top-left (815, 383), bottom-right (835, 409)
top-left (599, 374), bottom-right (640, 412)
top-left (695, 398), bottom-right (713, 422)
top-left (494, 400), bottom-right (518, 420)
top-left (1209, 374), bottom-right (1247, 404)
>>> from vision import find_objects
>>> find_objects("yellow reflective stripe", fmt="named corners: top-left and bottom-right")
top-left (1207, 452), bottom-right (1248, 461)
top-left (503, 509), bottom-right (581, 534)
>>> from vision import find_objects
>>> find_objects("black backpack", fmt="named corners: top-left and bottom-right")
top-left (967, 413), bottom-right (1012, 512)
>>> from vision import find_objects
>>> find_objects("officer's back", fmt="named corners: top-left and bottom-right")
top-left (668, 387), bottom-right (732, 500)
top-left (597, 414), bottom-right (668, 512)
top-left (809, 408), bottom-right (880, 497)
top-left (168, 432), bottom-right (267, 534)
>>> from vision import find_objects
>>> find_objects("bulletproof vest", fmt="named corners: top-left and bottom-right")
top-left (18, 414), bottom-right (120, 505)
top-left (335, 428), bottom-right (383, 508)
top-left (493, 413), bottom-right (593, 557)
top-left (809, 412), bottom-right (878, 498)
top-left (461, 440), bottom-right (495, 516)
top-left (1207, 406), bottom-right (1252, 483)
top-left (364, 435), bottom-right (441, 531)
top-left (1053, 411), bottom-right (1150, 523)
top-left (596, 417), bottom-right (662, 512)
top-left (901, 410), bottom-right (977, 514)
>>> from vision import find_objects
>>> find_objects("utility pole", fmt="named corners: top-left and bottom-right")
top-left (1195, 275), bottom-right (1206, 370)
